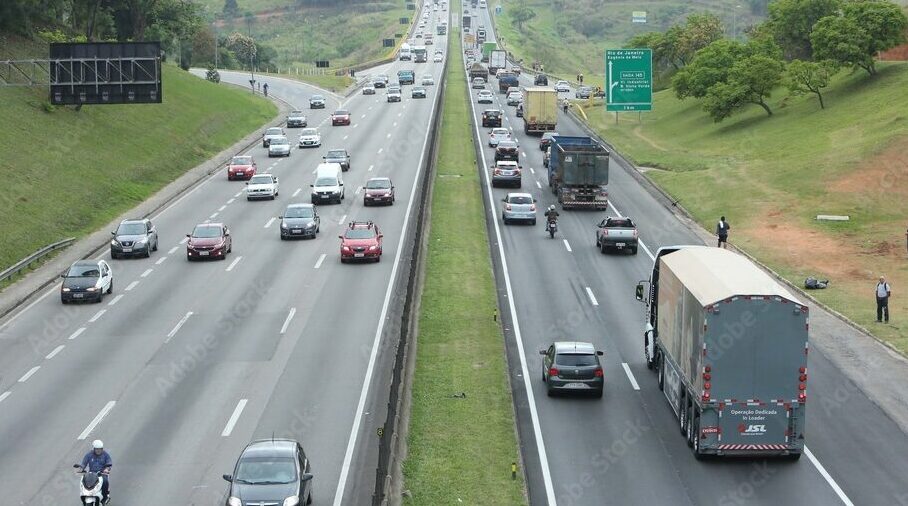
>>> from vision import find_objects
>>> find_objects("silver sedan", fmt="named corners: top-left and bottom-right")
top-left (501, 192), bottom-right (537, 225)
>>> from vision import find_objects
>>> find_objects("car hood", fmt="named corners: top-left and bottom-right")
top-left (248, 182), bottom-right (276, 190)
top-left (299, 135), bottom-right (320, 141)
top-left (232, 482), bottom-right (299, 502)
top-left (188, 237), bottom-right (224, 247)
top-left (365, 188), bottom-right (391, 195)
top-left (113, 233), bottom-right (147, 243)
top-left (63, 277), bottom-right (100, 290)
top-left (283, 217), bottom-right (316, 227)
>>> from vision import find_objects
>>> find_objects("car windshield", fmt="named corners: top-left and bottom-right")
top-left (66, 264), bottom-right (100, 277)
top-left (271, 137), bottom-right (288, 145)
top-left (266, 128), bottom-right (282, 136)
top-left (311, 95), bottom-right (324, 101)
top-left (345, 229), bottom-right (376, 239)
top-left (231, 156), bottom-right (252, 165)
top-left (485, 111), bottom-right (500, 117)
top-left (492, 129), bottom-right (508, 136)
top-left (508, 195), bottom-right (532, 205)
top-left (290, 111), bottom-right (303, 116)
top-left (327, 150), bottom-right (346, 158)
top-left (334, 110), bottom-right (349, 116)
top-left (301, 129), bottom-right (318, 136)
top-left (192, 226), bottom-right (222, 238)
top-left (556, 353), bottom-right (598, 366)
top-left (315, 177), bottom-right (337, 187)
top-left (284, 207), bottom-right (313, 218)
top-left (234, 457), bottom-right (297, 485)
top-left (116, 223), bottom-right (146, 235)
top-left (366, 179), bottom-right (391, 189)
top-left (250, 175), bottom-right (273, 184)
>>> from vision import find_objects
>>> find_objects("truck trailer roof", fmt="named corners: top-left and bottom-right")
top-left (661, 247), bottom-right (801, 306)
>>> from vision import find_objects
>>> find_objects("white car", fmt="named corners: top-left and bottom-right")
top-left (246, 173), bottom-right (279, 200)
top-left (554, 80), bottom-right (571, 93)
top-left (488, 127), bottom-right (512, 147)
top-left (421, 75), bottom-right (435, 86)
top-left (298, 128), bottom-right (321, 148)
top-left (267, 136), bottom-right (291, 157)
top-left (433, 54), bottom-right (443, 62)
top-left (506, 91), bottom-right (522, 106)
top-left (262, 127), bottom-right (285, 148)
top-left (477, 90), bottom-right (494, 104)
top-left (363, 84), bottom-right (376, 95)
top-left (60, 260), bottom-right (113, 304)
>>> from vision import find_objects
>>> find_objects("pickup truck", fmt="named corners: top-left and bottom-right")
top-left (595, 217), bottom-right (638, 254)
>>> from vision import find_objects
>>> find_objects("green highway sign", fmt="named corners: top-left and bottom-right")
top-left (605, 49), bottom-right (652, 112)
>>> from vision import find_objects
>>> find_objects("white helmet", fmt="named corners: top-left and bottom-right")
top-left (92, 440), bottom-right (104, 449)
top-left (548, 205), bottom-right (555, 211)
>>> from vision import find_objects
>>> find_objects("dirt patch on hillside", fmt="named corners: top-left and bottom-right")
top-left (827, 137), bottom-right (908, 198)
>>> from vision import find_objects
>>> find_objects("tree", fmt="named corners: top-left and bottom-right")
top-left (510, 3), bottom-right (536, 31)
top-left (842, 0), bottom-right (908, 56)
top-left (766, 0), bottom-right (841, 60)
top-left (672, 39), bottom-right (747, 99)
top-left (227, 32), bottom-right (257, 69)
top-left (787, 59), bottom-right (838, 108)
top-left (192, 25), bottom-right (217, 66)
top-left (811, 15), bottom-right (874, 74)
top-left (223, 0), bottom-right (239, 18)
top-left (677, 13), bottom-right (725, 62)
top-left (703, 54), bottom-right (784, 120)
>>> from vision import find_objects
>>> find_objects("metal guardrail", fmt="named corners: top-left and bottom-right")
top-left (0, 237), bottom-right (75, 284)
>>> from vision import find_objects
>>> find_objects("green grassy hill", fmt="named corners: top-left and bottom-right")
top-left (0, 34), bottom-right (275, 275)
top-left (581, 63), bottom-right (908, 353)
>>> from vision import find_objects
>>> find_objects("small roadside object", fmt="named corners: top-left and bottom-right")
top-left (804, 277), bottom-right (829, 289)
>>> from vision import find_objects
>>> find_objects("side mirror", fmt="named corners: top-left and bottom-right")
top-left (538, 349), bottom-right (546, 355)
top-left (378, 234), bottom-right (384, 238)
top-left (301, 473), bottom-right (314, 482)
top-left (322, 156), bottom-right (326, 159)
top-left (222, 474), bottom-right (233, 482)
top-left (186, 234), bottom-right (191, 238)
top-left (533, 198), bottom-right (538, 203)
top-left (274, 177), bottom-right (279, 183)
top-left (278, 216), bottom-right (283, 219)
top-left (245, 182), bottom-right (249, 185)
top-left (635, 283), bottom-right (645, 302)
top-left (502, 197), bottom-right (507, 202)
top-left (310, 184), bottom-right (314, 187)
top-left (596, 351), bottom-right (604, 356)
top-left (60, 273), bottom-right (67, 279)
top-left (338, 235), bottom-right (344, 239)
top-left (225, 230), bottom-right (230, 236)
top-left (110, 231), bottom-right (116, 236)
top-left (339, 182), bottom-right (344, 186)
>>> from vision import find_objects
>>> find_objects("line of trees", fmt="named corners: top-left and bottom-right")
top-left (626, 0), bottom-right (908, 121)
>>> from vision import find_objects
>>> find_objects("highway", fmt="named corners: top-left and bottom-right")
top-left (465, 4), bottom-right (908, 506)
top-left (0, 5), bottom-right (448, 504)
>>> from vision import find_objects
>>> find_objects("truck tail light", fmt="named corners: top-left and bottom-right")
top-left (798, 392), bottom-right (807, 403)
top-left (601, 229), bottom-right (608, 236)
top-left (548, 367), bottom-right (559, 377)
top-left (702, 392), bottom-right (711, 402)
top-left (594, 367), bottom-right (603, 378)
top-left (703, 373), bottom-right (711, 381)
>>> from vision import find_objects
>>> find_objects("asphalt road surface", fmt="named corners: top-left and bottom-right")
top-left (465, 4), bottom-right (908, 506)
top-left (0, 6), bottom-right (448, 504)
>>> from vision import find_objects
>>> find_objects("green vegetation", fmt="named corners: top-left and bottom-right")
top-left (0, 35), bottom-right (275, 272)
top-left (403, 15), bottom-right (527, 505)
top-left (580, 62), bottom-right (908, 352)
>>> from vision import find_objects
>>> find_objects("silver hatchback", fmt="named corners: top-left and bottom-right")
top-left (501, 192), bottom-right (536, 225)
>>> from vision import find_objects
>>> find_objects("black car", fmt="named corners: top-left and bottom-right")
top-left (482, 109), bottom-right (502, 127)
top-left (494, 140), bottom-right (520, 162)
top-left (540, 341), bottom-right (604, 397)
top-left (323, 148), bottom-right (351, 171)
top-left (534, 73), bottom-right (549, 86)
top-left (309, 94), bottom-right (326, 109)
top-left (110, 218), bottom-right (158, 258)
top-left (61, 260), bottom-right (113, 304)
top-left (279, 203), bottom-right (320, 239)
top-left (286, 110), bottom-right (307, 128)
top-left (223, 439), bottom-right (313, 506)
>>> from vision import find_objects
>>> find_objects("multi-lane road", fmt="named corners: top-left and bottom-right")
top-left (0, 6), bottom-right (447, 504)
top-left (464, 4), bottom-right (908, 506)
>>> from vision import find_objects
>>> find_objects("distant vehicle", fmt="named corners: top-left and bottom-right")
top-left (421, 74), bottom-right (435, 86)
top-left (222, 439), bottom-right (313, 506)
top-left (387, 89), bottom-right (402, 102)
top-left (323, 148), bottom-right (351, 171)
top-left (279, 203), bottom-right (320, 240)
top-left (516, 103), bottom-right (523, 117)
top-left (595, 216), bottom-right (638, 254)
top-left (400, 43), bottom-right (412, 61)
top-left (186, 223), bottom-right (231, 260)
top-left (331, 110), bottom-right (351, 126)
top-left (309, 94), bottom-right (326, 108)
top-left (311, 163), bottom-right (345, 204)
top-left (497, 72), bottom-right (519, 94)
top-left (489, 50), bottom-right (507, 74)
top-left (433, 53), bottom-right (443, 62)
top-left (495, 140), bottom-right (519, 162)
top-left (60, 260), bottom-right (113, 304)
top-left (539, 132), bottom-right (559, 151)
top-left (477, 29), bottom-right (486, 44)
top-left (554, 80), bottom-right (570, 92)
top-left (262, 127), bottom-right (285, 147)
top-left (479, 0), bottom-right (486, 7)
top-left (363, 177), bottom-right (395, 206)
top-left (469, 63), bottom-right (488, 80)
top-left (540, 342), bottom-right (604, 398)
top-left (227, 155), bottom-right (257, 180)
top-left (267, 136), bottom-right (291, 157)
top-left (492, 160), bottom-right (522, 188)
top-left (414, 46), bottom-right (428, 63)
top-left (523, 87), bottom-right (558, 134)
top-left (339, 221), bottom-right (383, 263)
top-left (298, 128), bottom-right (321, 148)
top-left (110, 218), bottom-right (158, 259)
top-left (506, 91), bottom-right (522, 106)
top-left (534, 74), bottom-right (549, 86)
top-left (477, 90), bottom-right (494, 104)
top-left (373, 74), bottom-right (389, 88)
top-left (246, 173), bottom-right (279, 200)
top-left (412, 86), bottom-right (427, 98)
top-left (481, 109), bottom-right (502, 127)
top-left (437, 23), bottom-right (447, 35)
top-left (471, 77), bottom-right (486, 89)
top-left (501, 192), bottom-right (536, 224)
top-left (575, 86), bottom-right (592, 99)
top-left (488, 127), bottom-right (511, 147)
top-left (286, 110), bottom-right (307, 128)
top-left (397, 69), bottom-right (415, 85)
top-left (363, 83), bottom-right (376, 95)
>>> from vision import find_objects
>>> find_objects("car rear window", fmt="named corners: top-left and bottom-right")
top-left (608, 219), bottom-right (633, 227)
top-left (555, 353), bottom-right (598, 366)
top-left (366, 179), bottom-right (391, 189)
top-left (508, 196), bottom-right (532, 204)
top-left (284, 207), bottom-right (313, 218)
top-left (266, 128), bottom-right (282, 135)
top-left (232, 156), bottom-right (252, 164)
top-left (327, 150), bottom-right (346, 158)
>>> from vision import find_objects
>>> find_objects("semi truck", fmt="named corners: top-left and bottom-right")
top-left (546, 135), bottom-right (609, 209)
top-left (635, 246), bottom-right (808, 459)
top-left (522, 87), bottom-right (557, 134)
top-left (489, 49), bottom-right (507, 75)
top-left (468, 62), bottom-right (489, 80)
top-left (462, 14), bottom-right (471, 31)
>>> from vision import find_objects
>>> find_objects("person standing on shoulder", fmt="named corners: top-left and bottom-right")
top-left (716, 216), bottom-right (730, 248)
top-left (876, 276), bottom-right (891, 323)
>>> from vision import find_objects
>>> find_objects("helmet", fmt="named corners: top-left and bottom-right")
top-left (92, 440), bottom-right (104, 449)
top-left (548, 205), bottom-right (555, 211)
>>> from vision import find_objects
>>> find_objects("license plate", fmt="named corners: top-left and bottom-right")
top-left (616, 243), bottom-right (625, 248)
top-left (564, 382), bottom-right (587, 388)
top-left (292, 229), bottom-right (301, 233)
top-left (199, 251), bottom-right (209, 256)
top-left (354, 253), bottom-right (365, 258)
top-left (237, 171), bottom-right (244, 175)
top-left (73, 293), bottom-right (84, 298)
top-left (121, 248), bottom-right (132, 252)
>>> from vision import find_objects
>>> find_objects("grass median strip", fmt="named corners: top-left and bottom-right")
top-left (402, 15), bottom-right (527, 506)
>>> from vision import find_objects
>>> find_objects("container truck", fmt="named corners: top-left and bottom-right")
top-left (546, 135), bottom-right (609, 209)
top-left (489, 49), bottom-right (507, 74)
top-left (462, 14), bottom-right (471, 31)
top-left (635, 246), bottom-right (808, 460)
top-left (522, 87), bottom-right (557, 135)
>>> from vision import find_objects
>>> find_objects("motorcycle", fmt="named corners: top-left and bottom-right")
top-left (546, 220), bottom-right (557, 239)
top-left (73, 464), bottom-right (110, 504)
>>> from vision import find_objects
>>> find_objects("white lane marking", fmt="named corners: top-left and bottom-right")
top-left (314, 253), bottom-right (327, 269)
top-left (165, 311), bottom-right (194, 343)
top-left (398, 112), bottom-right (402, 117)
top-left (333, 62), bottom-right (442, 506)
top-left (0, 392), bottom-right (10, 404)
top-left (529, 167), bottom-right (535, 174)
top-left (155, 256), bottom-right (167, 265)
top-left (522, 151), bottom-right (527, 157)
top-left (209, 212), bottom-right (219, 219)
top-left (168, 246), bottom-right (178, 254)
top-left (88, 309), bottom-right (106, 322)
top-left (466, 62), bottom-right (559, 506)
top-left (107, 294), bottom-right (124, 306)
top-left (368, 164), bottom-right (374, 172)
top-left (68, 327), bottom-right (86, 340)
top-left (45, 345), bottom-right (65, 360)
top-left (141, 269), bottom-right (153, 278)
top-left (343, 135), bottom-right (349, 140)
top-left (293, 188), bottom-right (301, 197)
top-left (264, 217), bottom-right (276, 228)
top-left (535, 181), bottom-right (542, 189)
top-left (125, 281), bottom-right (139, 292)
top-left (377, 148), bottom-right (383, 154)
top-left (221, 399), bottom-right (248, 437)
top-left (280, 308), bottom-right (297, 334)
top-left (354, 124), bottom-right (359, 128)
top-left (226, 256), bottom-right (243, 272)
top-left (18, 366), bottom-right (40, 383)
top-left (361, 114), bottom-right (367, 119)
top-left (338, 214), bottom-right (347, 225)
top-left (386, 133), bottom-right (392, 139)
top-left (355, 186), bottom-right (363, 195)
top-left (227, 198), bottom-right (235, 204)
top-left (563, 239), bottom-right (572, 252)
top-left (606, 198), bottom-right (655, 261)
top-left (393, 122), bottom-right (398, 127)
top-left (805, 446), bottom-right (855, 506)
top-left (218, 205), bottom-right (227, 212)
top-left (78, 401), bottom-right (116, 440)
top-left (234, 191), bottom-right (243, 198)
top-left (180, 237), bottom-right (188, 244)
top-left (621, 363), bottom-right (640, 390)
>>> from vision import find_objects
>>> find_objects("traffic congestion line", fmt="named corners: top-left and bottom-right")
top-left (264, 217), bottom-right (276, 228)
top-left (314, 253), bottom-right (327, 269)
top-left (221, 399), bottom-right (248, 437)
top-left (155, 256), bottom-right (167, 265)
top-left (141, 269), bottom-right (153, 277)
top-left (0, 391), bottom-right (10, 404)
top-left (225, 256), bottom-right (242, 272)
top-left (168, 246), bottom-right (179, 254)
top-left (107, 294), bottom-right (124, 306)
top-left (78, 401), bottom-right (116, 440)
top-left (292, 188), bottom-right (301, 197)
top-left (584, 287), bottom-right (599, 306)
top-left (125, 281), bottom-right (139, 291)
top-left (621, 362), bottom-right (640, 390)
top-left (562, 239), bottom-right (572, 252)
top-left (338, 214), bottom-right (348, 225)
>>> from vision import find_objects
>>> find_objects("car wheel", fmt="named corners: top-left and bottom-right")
top-left (280, 235), bottom-right (286, 240)
top-left (111, 251), bottom-right (118, 260)
top-left (376, 255), bottom-right (381, 263)
top-left (144, 248), bottom-right (151, 258)
top-left (364, 200), bottom-right (370, 207)
top-left (503, 216), bottom-right (509, 225)
top-left (340, 258), bottom-right (347, 264)
top-left (679, 400), bottom-right (688, 437)
top-left (601, 242), bottom-right (608, 254)
top-left (594, 388), bottom-right (603, 399)
top-left (686, 407), bottom-right (696, 448)
top-left (657, 355), bottom-right (665, 391)
top-left (631, 247), bottom-right (638, 255)
top-left (153, 239), bottom-right (158, 252)
top-left (307, 489), bottom-right (312, 505)
top-left (107, 280), bottom-right (113, 294)
top-left (187, 255), bottom-right (192, 261)
top-left (546, 386), bottom-right (555, 397)
top-left (311, 198), bottom-right (317, 205)
top-left (692, 415), bottom-right (704, 459)
top-left (227, 243), bottom-right (232, 253)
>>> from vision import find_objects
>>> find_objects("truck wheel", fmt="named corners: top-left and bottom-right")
top-left (631, 247), bottom-right (638, 255)
top-left (782, 452), bottom-right (802, 462)
top-left (686, 406), bottom-right (695, 447)
top-left (692, 416), bottom-right (705, 459)
top-left (657, 355), bottom-right (665, 391)
top-left (679, 400), bottom-right (688, 437)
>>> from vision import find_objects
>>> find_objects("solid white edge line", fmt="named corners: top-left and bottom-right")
top-left (621, 362), bottom-right (640, 390)
top-left (78, 401), bottom-right (116, 440)
top-left (332, 59), bottom-right (442, 506)
top-left (585, 286), bottom-right (599, 306)
top-left (280, 308), bottom-right (297, 335)
top-left (165, 311), bottom-right (194, 342)
top-left (88, 309), bottom-right (106, 322)
top-left (221, 399), bottom-right (249, 437)
top-left (124, 281), bottom-right (139, 292)
top-left (0, 285), bottom-right (56, 332)
top-left (314, 253), bottom-right (327, 269)
top-left (225, 256), bottom-right (242, 272)
top-left (562, 239), bottom-right (572, 252)
top-left (805, 446), bottom-right (855, 506)
top-left (0, 391), bottom-right (10, 404)
top-left (18, 366), bottom-right (40, 383)
top-left (68, 327), bottom-right (86, 340)
top-left (45, 345), bottom-right (65, 360)
top-left (465, 48), bottom-right (559, 506)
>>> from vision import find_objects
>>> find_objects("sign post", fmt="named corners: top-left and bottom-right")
top-left (605, 49), bottom-right (652, 115)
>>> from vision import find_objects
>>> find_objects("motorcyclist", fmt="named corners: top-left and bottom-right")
top-left (562, 99), bottom-right (569, 113)
top-left (544, 205), bottom-right (559, 226)
top-left (80, 440), bottom-right (112, 503)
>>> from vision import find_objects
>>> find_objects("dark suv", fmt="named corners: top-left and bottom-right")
top-left (323, 149), bottom-right (351, 171)
top-left (223, 439), bottom-right (313, 506)
top-left (111, 218), bottom-right (158, 258)
top-left (494, 140), bottom-right (520, 162)
top-left (482, 109), bottom-right (502, 127)
top-left (540, 341), bottom-right (604, 397)
top-left (534, 74), bottom-right (549, 86)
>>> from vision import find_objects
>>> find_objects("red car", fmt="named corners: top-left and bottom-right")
top-left (363, 177), bottom-right (395, 206)
top-left (186, 223), bottom-right (232, 260)
top-left (339, 221), bottom-right (383, 263)
top-left (227, 155), bottom-right (257, 180)
top-left (331, 109), bottom-right (351, 126)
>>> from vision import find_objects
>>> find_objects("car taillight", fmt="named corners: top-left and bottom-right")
top-left (633, 229), bottom-right (639, 238)
top-left (494, 169), bottom-right (502, 175)
top-left (594, 367), bottom-right (603, 378)
top-left (505, 204), bottom-right (512, 210)
top-left (601, 229), bottom-right (608, 236)
top-left (548, 367), bottom-right (559, 377)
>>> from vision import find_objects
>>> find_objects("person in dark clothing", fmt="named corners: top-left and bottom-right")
top-left (80, 440), bottom-right (112, 503)
top-left (876, 276), bottom-right (891, 323)
top-left (716, 216), bottom-right (730, 248)
top-left (263, 83), bottom-right (269, 96)
top-left (544, 205), bottom-right (559, 224)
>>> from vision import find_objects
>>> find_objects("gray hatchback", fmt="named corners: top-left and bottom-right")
top-left (540, 341), bottom-right (604, 398)
top-left (501, 192), bottom-right (536, 225)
